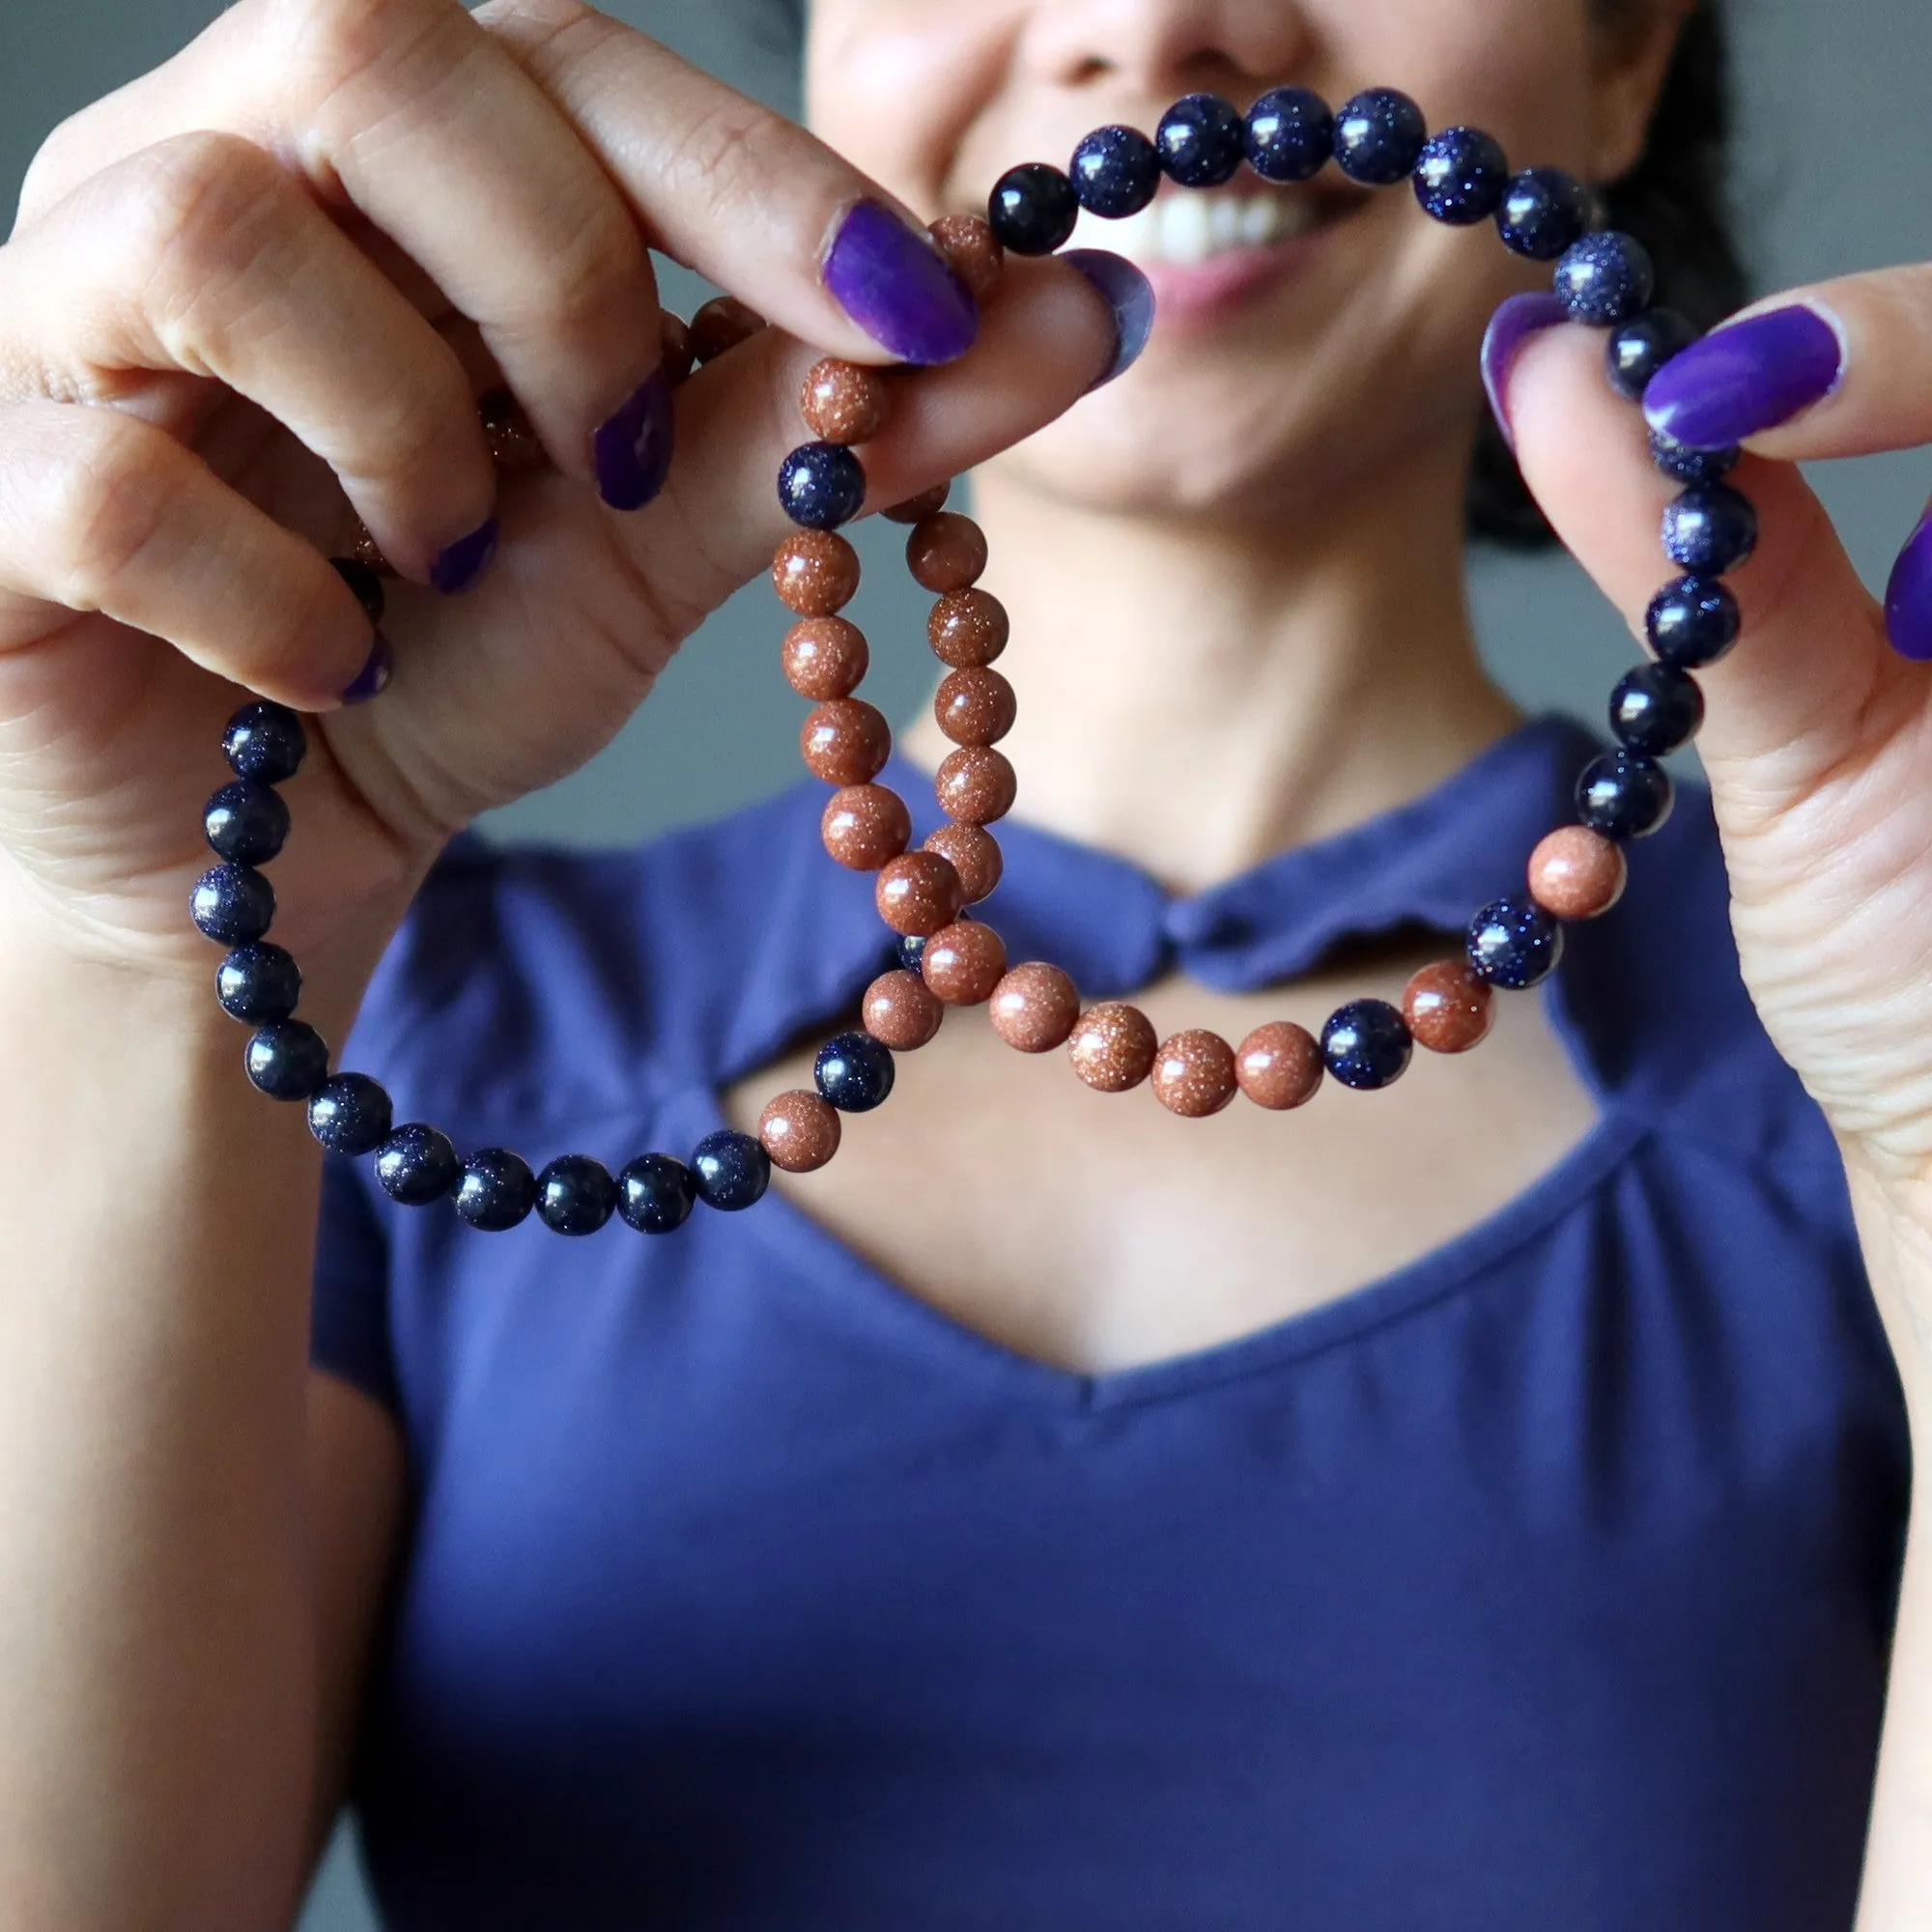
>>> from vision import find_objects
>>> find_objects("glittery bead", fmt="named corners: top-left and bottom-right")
top-left (480, 387), bottom-right (544, 470)
top-left (330, 555), bottom-right (385, 626)
top-left (215, 942), bottom-right (301, 1025)
top-left (782, 617), bottom-right (869, 700)
top-left (922, 919), bottom-right (1008, 1006)
top-left (863, 969), bottom-right (945, 1050)
top-left (779, 440), bottom-right (867, 530)
top-left (1402, 960), bottom-right (1495, 1053)
top-left (537, 1154), bottom-right (617, 1236)
top-left (897, 932), bottom-right (929, 974)
top-left (1332, 88), bottom-right (1428, 185)
top-left (821, 782), bottom-right (912, 870)
top-left (1071, 124), bottom-right (1163, 218)
top-left (1646, 574), bottom-right (1740, 668)
top-left (935, 746), bottom-right (1017, 824)
top-left (928, 588), bottom-right (1009, 667)
top-left (1156, 93), bottom-right (1246, 187)
top-left (191, 863), bottom-right (274, 946)
top-left (1553, 232), bottom-right (1655, 327)
top-left (691, 1129), bottom-right (771, 1211)
top-left (1577, 751), bottom-right (1674, 841)
top-left (619, 1152), bottom-right (697, 1234)
top-left (988, 163), bottom-right (1079, 256)
top-left (801, 699), bottom-right (892, 786)
top-left (659, 313), bottom-right (696, 387)
top-left (455, 1148), bottom-right (537, 1231)
top-left (1412, 126), bottom-right (1508, 225)
top-left (759, 1089), bottom-right (843, 1173)
top-left (1650, 429), bottom-right (1740, 487)
top-left (222, 702), bottom-right (306, 784)
top-left (923, 822), bottom-right (1003, 903)
top-left (306, 1072), bottom-right (393, 1154)
top-left (1151, 1028), bottom-right (1239, 1118)
top-left (1662, 484), bottom-right (1758, 575)
top-left (1527, 825), bottom-right (1629, 920)
top-left (934, 667), bottom-right (1017, 747)
top-left (906, 513), bottom-right (988, 593)
top-left (814, 1031), bottom-right (897, 1113)
top-left (989, 962), bottom-right (1080, 1053)
top-left (1235, 1021), bottom-right (1323, 1110)
top-left (1245, 86), bottom-right (1333, 183)
top-left (1321, 999), bottom-right (1412, 1090)
top-left (1494, 167), bottom-right (1591, 261)
top-left (875, 849), bottom-right (965, 936)
top-left (1466, 895), bottom-right (1567, 988)
top-left (349, 520), bottom-right (390, 577)
top-left (1605, 308), bottom-right (1699, 401)
top-left (374, 1122), bottom-right (460, 1206)
top-left (1609, 662), bottom-right (1704, 755)
top-left (204, 780), bottom-right (290, 867)
top-left (928, 215), bottom-right (1006, 299)
top-left (882, 481), bottom-right (952, 526)
top-left (244, 1019), bottom-right (329, 1100)
top-left (801, 358), bottom-right (893, 444)
top-left (773, 530), bottom-right (861, 616)
top-left (1067, 1003), bottom-right (1159, 1093)
top-left (689, 296), bottom-right (765, 364)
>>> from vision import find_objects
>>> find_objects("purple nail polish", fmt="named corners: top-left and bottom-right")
top-left (1643, 304), bottom-right (1844, 449)
top-left (342, 634), bottom-right (393, 704)
top-left (431, 518), bottom-right (499, 596)
top-left (1480, 293), bottom-right (1571, 452)
top-left (593, 371), bottom-right (674, 512)
top-left (1886, 512), bottom-right (1932, 662)
top-left (1061, 250), bottom-right (1155, 391)
top-left (823, 200), bottom-right (979, 366)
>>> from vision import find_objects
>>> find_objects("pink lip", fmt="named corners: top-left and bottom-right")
top-left (1137, 223), bottom-right (1342, 333)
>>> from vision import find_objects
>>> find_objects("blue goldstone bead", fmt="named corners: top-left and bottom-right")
top-left (691, 1130), bottom-right (771, 1212)
top-left (779, 441), bottom-right (867, 531)
top-left (814, 1030), bottom-right (896, 1113)
top-left (455, 1148), bottom-right (537, 1231)
top-left (306, 1072), bottom-right (394, 1155)
top-left (1321, 999), bottom-right (1413, 1091)
top-left (536, 1154), bottom-right (618, 1236)
top-left (1155, 93), bottom-right (1245, 187)
top-left (1552, 231), bottom-right (1655, 326)
top-left (1070, 124), bottom-right (1162, 218)
top-left (1467, 895), bottom-right (1566, 990)
top-left (215, 942), bottom-right (301, 1024)
top-left (329, 555), bottom-right (385, 627)
top-left (1577, 751), bottom-right (1674, 841)
top-left (375, 1123), bottom-right (461, 1207)
top-left (191, 863), bottom-right (274, 946)
top-left (897, 932), bottom-right (928, 973)
top-left (988, 163), bottom-right (1079, 256)
top-left (1244, 86), bottom-right (1333, 182)
top-left (204, 779), bottom-right (290, 867)
top-left (1412, 126), bottom-right (1508, 225)
top-left (1609, 663), bottom-right (1704, 757)
top-left (1662, 483), bottom-right (1758, 575)
top-left (1650, 427), bottom-right (1740, 487)
top-left (1646, 574), bottom-right (1741, 668)
top-left (1332, 88), bottom-right (1427, 185)
top-left (1494, 167), bottom-right (1592, 260)
top-left (244, 1020), bottom-right (330, 1101)
top-left (1605, 307), bottom-right (1699, 401)
top-left (222, 701), bottom-right (306, 784)
top-left (619, 1152), bottom-right (697, 1235)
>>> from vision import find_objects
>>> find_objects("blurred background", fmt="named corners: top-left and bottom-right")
top-left (4, 0), bottom-right (1930, 1922)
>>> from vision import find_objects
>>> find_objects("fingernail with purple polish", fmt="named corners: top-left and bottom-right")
top-left (1062, 250), bottom-right (1155, 391)
top-left (431, 518), bottom-right (499, 596)
top-left (1481, 293), bottom-right (1572, 452)
top-left (594, 370), bottom-right (675, 512)
top-left (823, 200), bottom-right (979, 367)
top-left (1886, 512), bottom-right (1932, 662)
top-left (342, 634), bottom-right (393, 705)
top-left (1643, 304), bottom-right (1845, 450)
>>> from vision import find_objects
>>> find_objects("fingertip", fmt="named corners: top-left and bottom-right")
top-left (1886, 511), bottom-right (1932, 662)
top-left (1059, 250), bottom-right (1155, 392)
top-left (822, 199), bottom-right (980, 367)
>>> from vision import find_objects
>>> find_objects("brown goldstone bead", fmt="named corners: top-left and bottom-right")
top-left (773, 531), bottom-right (861, 616)
top-left (758, 1089), bottom-right (842, 1174)
top-left (906, 513), bottom-right (988, 593)
top-left (782, 617), bottom-right (869, 700)
top-left (923, 822), bottom-right (1003, 903)
top-left (1403, 961), bottom-right (1496, 1055)
top-left (1151, 1029), bottom-right (1239, 1119)
top-left (882, 481), bottom-right (952, 525)
top-left (935, 667), bottom-right (1017, 747)
top-left (801, 358), bottom-right (893, 444)
top-left (875, 849), bottom-right (964, 937)
top-left (690, 296), bottom-right (765, 364)
top-left (821, 783), bottom-right (911, 871)
top-left (989, 962), bottom-right (1080, 1053)
top-left (1067, 1003), bottom-right (1159, 1094)
top-left (863, 969), bottom-right (945, 1050)
top-left (1235, 1022), bottom-right (1323, 1111)
top-left (1528, 824), bottom-right (1629, 921)
top-left (935, 746), bottom-right (1017, 825)
top-left (928, 214), bottom-right (1006, 300)
top-left (480, 387), bottom-right (544, 472)
top-left (801, 699), bottom-right (892, 786)
top-left (660, 312), bottom-right (696, 386)
top-left (349, 519), bottom-right (392, 576)
top-left (922, 920), bottom-right (1008, 1006)
top-left (928, 588), bottom-right (1009, 667)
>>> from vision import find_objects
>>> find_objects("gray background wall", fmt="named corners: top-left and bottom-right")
top-left (4, 2), bottom-right (1929, 1924)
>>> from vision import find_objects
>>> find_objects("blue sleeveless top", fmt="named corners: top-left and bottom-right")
top-left (314, 717), bottom-right (1908, 1930)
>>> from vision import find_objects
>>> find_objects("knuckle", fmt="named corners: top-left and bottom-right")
top-left (41, 414), bottom-right (172, 608)
top-left (667, 96), bottom-right (791, 218)
top-left (266, 0), bottom-right (442, 99)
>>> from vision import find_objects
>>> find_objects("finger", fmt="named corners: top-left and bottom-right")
top-left (0, 399), bottom-right (379, 710)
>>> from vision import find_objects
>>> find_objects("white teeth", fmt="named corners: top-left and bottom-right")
top-left (1066, 193), bottom-right (1321, 268)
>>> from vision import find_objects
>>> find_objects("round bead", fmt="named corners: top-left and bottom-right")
top-left (306, 1072), bottom-right (393, 1154)
top-left (781, 617), bottom-right (869, 700)
top-left (1067, 1003), bottom-right (1158, 1094)
top-left (348, 520), bottom-right (390, 577)
top-left (1321, 999), bottom-right (1413, 1090)
top-left (1605, 308), bottom-right (1699, 401)
top-left (222, 702), bottom-right (306, 784)
top-left (822, 783), bottom-right (911, 871)
top-left (1577, 751), bottom-right (1675, 841)
top-left (1553, 232), bottom-right (1656, 327)
top-left (690, 1130), bottom-right (772, 1211)
top-left (779, 440), bottom-right (867, 530)
top-left (1244, 86), bottom-right (1333, 183)
top-left (374, 1123), bottom-right (461, 1206)
top-left (1610, 662), bottom-right (1705, 756)
top-left (330, 555), bottom-right (385, 626)
top-left (689, 296), bottom-right (765, 364)
top-left (801, 358), bottom-right (892, 444)
top-left (1070, 124), bottom-right (1162, 218)
top-left (1332, 88), bottom-right (1428, 185)
top-left (1151, 1028), bottom-right (1238, 1118)
top-left (204, 780), bottom-right (290, 868)
top-left (897, 932), bottom-right (929, 974)
top-left (659, 313), bottom-right (696, 387)
top-left (922, 919), bottom-right (1008, 1006)
top-left (988, 163), bottom-right (1079, 256)
top-left (1494, 167), bottom-right (1592, 261)
top-left (244, 1019), bottom-right (330, 1101)
top-left (1412, 126), bottom-right (1508, 225)
top-left (801, 699), bottom-right (892, 786)
top-left (935, 746), bottom-right (1017, 824)
top-left (863, 969), bottom-right (945, 1050)
top-left (191, 863), bottom-right (275, 946)
top-left (1527, 825), bottom-right (1629, 920)
top-left (1662, 484), bottom-right (1758, 576)
top-left (1402, 961), bottom-right (1496, 1054)
top-left (923, 822), bottom-right (1003, 903)
top-left (759, 1089), bottom-right (843, 1174)
top-left (907, 513), bottom-right (988, 593)
top-left (1650, 429), bottom-right (1740, 487)
top-left (1155, 93), bottom-right (1246, 187)
top-left (1646, 574), bottom-right (1741, 669)
top-left (814, 1031), bottom-right (896, 1113)
top-left (619, 1152), bottom-right (697, 1234)
top-left (934, 667), bottom-right (1017, 747)
top-left (1235, 1021), bottom-right (1323, 1110)
top-left (875, 849), bottom-right (965, 937)
top-left (928, 589), bottom-right (1009, 667)
top-left (772, 530), bottom-right (861, 616)
top-left (928, 215), bottom-right (1006, 300)
top-left (480, 386), bottom-right (544, 469)
top-left (989, 961), bottom-right (1080, 1053)
top-left (215, 942), bottom-right (301, 1025)
top-left (1467, 895), bottom-right (1567, 989)
top-left (455, 1148), bottom-right (538, 1231)
top-left (537, 1154), bottom-right (619, 1236)
top-left (882, 481), bottom-right (952, 526)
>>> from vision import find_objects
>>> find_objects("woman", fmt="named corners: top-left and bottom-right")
top-left (3, 0), bottom-right (1931, 1923)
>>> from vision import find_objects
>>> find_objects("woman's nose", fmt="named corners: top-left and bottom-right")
top-left (1018, 0), bottom-right (1318, 100)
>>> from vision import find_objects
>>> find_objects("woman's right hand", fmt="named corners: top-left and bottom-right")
top-left (0, 0), bottom-right (1119, 992)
